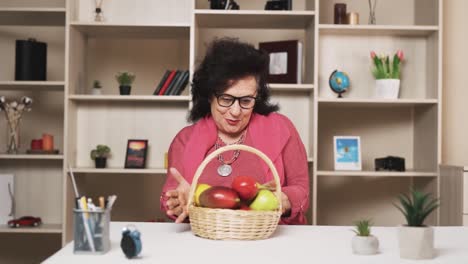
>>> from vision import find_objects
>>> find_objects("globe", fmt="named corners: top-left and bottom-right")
top-left (329, 70), bottom-right (350, 98)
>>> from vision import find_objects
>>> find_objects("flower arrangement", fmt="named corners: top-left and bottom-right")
top-left (370, 50), bottom-right (404, 79)
top-left (0, 96), bottom-right (33, 153)
top-left (115, 71), bottom-right (136, 86)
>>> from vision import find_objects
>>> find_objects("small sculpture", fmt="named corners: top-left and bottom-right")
top-left (0, 96), bottom-right (33, 154)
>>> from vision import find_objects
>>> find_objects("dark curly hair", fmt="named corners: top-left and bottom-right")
top-left (188, 38), bottom-right (279, 123)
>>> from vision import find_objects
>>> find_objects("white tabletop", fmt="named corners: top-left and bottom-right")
top-left (44, 222), bottom-right (468, 264)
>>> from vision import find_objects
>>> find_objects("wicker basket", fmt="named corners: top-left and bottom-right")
top-left (187, 144), bottom-right (282, 240)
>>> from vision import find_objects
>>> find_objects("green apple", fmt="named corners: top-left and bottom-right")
top-left (249, 189), bottom-right (279, 211)
top-left (194, 183), bottom-right (211, 206)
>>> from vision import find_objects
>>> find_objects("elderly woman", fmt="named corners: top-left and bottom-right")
top-left (160, 38), bottom-right (309, 224)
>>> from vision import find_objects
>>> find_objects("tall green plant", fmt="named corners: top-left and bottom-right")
top-left (371, 50), bottom-right (404, 79)
top-left (352, 219), bottom-right (372, 236)
top-left (394, 189), bottom-right (439, 227)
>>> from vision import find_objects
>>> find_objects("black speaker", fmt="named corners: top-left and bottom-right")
top-left (15, 38), bottom-right (47, 81)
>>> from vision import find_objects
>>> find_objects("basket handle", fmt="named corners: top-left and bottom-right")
top-left (187, 144), bottom-right (282, 212)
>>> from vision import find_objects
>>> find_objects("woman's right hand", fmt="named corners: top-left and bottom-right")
top-left (165, 167), bottom-right (190, 223)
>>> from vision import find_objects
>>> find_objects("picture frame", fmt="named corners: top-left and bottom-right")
top-left (258, 40), bottom-right (302, 84)
top-left (334, 136), bottom-right (362, 171)
top-left (124, 139), bottom-right (148, 169)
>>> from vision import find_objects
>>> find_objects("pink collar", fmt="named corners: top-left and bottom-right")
top-left (182, 113), bottom-right (290, 183)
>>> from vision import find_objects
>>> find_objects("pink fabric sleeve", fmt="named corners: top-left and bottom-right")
top-left (160, 127), bottom-right (192, 220)
top-left (278, 117), bottom-right (310, 225)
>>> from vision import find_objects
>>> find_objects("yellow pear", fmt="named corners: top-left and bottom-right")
top-left (195, 183), bottom-right (211, 206)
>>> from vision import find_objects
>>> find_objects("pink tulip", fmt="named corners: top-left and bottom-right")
top-left (397, 50), bottom-right (404, 61)
top-left (370, 51), bottom-right (376, 59)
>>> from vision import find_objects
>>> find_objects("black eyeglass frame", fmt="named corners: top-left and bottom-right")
top-left (215, 93), bottom-right (258, 109)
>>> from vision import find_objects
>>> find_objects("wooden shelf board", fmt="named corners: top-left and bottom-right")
top-left (317, 170), bottom-right (438, 177)
top-left (68, 95), bottom-right (190, 102)
top-left (195, 10), bottom-right (315, 29)
top-left (318, 98), bottom-right (438, 106)
top-left (318, 24), bottom-right (439, 37)
top-left (0, 81), bottom-right (65, 91)
top-left (0, 8), bottom-right (65, 26)
top-left (0, 154), bottom-right (63, 160)
top-left (307, 157), bottom-right (314, 163)
top-left (270, 83), bottom-right (314, 91)
top-left (71, 168), bottom-right (167, 174)
top-left (70, 22), bottom-right (190, 39)
top-left (0, 224), bottom-right (62, 234)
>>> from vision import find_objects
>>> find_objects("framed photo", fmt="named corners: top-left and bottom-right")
top-left (334, 136), bottom-right (362, 171)
top-left (258, 40), bottom-right (302, 84)
top-left (124, 139), bottom-right (148, 169)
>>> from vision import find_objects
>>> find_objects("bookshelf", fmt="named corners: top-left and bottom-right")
top-left (0, 0), bottom-right (443, 262)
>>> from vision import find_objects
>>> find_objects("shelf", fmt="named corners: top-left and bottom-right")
top-left (318, 24), bottom-right (439, 37)
top-left (308, 157), bottom-right (314, 163)
top-left (317, 170), bottom-right (438, 177)
top-left (195, 10), bottom-right (315, 29)
top-left (0, 154), bottom-right (63, 160)
top-left (70, 168), bottom-right (167, 175)
top-left (68, 95), bottom-right (191, 102)
top-left (0, 224), bottom-right (62, 234)
top-left (0, 7), bottom-right (66, 26)
top-left (318, 98), bottom-right (438, 106)
top-left (0, 81), bottom-right (65, 91)
top-left (70, 22), bottom-right (190, 39)
top-left (270, 83), bottom-right (314, 92)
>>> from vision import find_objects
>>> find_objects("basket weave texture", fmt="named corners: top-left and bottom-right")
top-left (187, 144), bottom-right (282, 240)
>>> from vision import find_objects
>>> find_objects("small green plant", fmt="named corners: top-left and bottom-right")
top-left (93, 80), bottom-right (102, 89)
top-left (352, 219), bottom-right (372, 237)
top-left (115, 71), bottom-right (136, 86)
top-left (90, 145), bottom-right (111, 160)
top-left (370, 50), bottom-right (404, 79)
top-left (394, 189), bottom-right (439, 227)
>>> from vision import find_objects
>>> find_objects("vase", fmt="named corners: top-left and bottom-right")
top-left (91, 88), bottom-right (102, 95)
top-left (375, 79), bottom-right (400, 99)
top-left (95, 157), bottom-right (107, 168)
top-left (351, 235), bottom-right (379, 255)
top-left (6, 120), bottom-right (21, 154)
top-left (398, 225), bottom-right (434, 259)
top-left (119, 85), bottom-right (131, 95)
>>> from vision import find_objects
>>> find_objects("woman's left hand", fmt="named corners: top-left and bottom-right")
top-left (262, 180), bottom-right (291, 215)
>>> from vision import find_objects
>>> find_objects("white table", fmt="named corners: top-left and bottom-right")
top-left (44, 222), bottom-right (468, 264)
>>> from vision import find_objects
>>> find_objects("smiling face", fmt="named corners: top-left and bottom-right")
top-left (210, 75), bottom-right (258, 142)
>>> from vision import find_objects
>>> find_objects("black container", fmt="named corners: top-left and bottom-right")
top-left (119, 85), bottom-right (131, 95)
top-left (95, 157), bottom-right (107, 168)
top-left (209, 0), bottom-right (227, 9)
top-left (334, 3), bottom-right (347, 24)
top-left (15, 38), bottom-right (47, 81)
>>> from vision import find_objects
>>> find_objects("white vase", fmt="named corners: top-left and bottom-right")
top-left (91, 88), bottom-right (102, 95)
top-left (398, 226), bottom-right (435, 259)
top-left (375, 79), bottom-right (400, 99)
top-left (351, 235), bottom-right (379, 255)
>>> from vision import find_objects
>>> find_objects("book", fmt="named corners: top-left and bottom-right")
top-left (164, 70), bottom-right (182, 95)
top-left (158, 70), bottom-right (177, 95)
top-left (153, 70), bottom-right (170, 95)
top-left (258, 40), bottom-right (302, 84)
top-left (172, 71), bottom-right (190, 95)
top-left (169, 70), bottom-right (188, 95)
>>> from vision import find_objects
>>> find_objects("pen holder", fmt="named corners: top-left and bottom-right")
top-left (73, 209), bottom-right (111, 254)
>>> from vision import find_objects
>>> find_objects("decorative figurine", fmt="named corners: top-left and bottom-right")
top-left (0, 96), bottom-right (33, 154)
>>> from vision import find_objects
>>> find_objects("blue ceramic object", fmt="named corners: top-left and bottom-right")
top-left (329, 70), bottom-right (350, 98)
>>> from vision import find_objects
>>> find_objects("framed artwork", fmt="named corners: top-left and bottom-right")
top-left (124, 139), bottom-right (148, 169)
top-left (258, 40), bottom-right (302, 84)
top-left (334, 136), bottom-right (362, 171)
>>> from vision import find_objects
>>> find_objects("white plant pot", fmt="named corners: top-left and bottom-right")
top-left (91, 88), bottom-right (102, 95)
top-left (375, 79), bottom-right (400, 99)
top-left (351, 235), bottom-right (379, 255)
top-left (398, 226), bottom-right (435, 260)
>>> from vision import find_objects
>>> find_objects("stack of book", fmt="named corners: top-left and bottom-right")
top-left (153, 70), bottom-right (190, 95)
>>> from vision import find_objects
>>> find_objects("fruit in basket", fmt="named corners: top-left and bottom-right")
top-left (199, 186), bottom-right (240, 209)
top-left (194, 183), bottom-right (211, 206)
top-left (231, 175), bottom-right (262, 201)
top-left (249, 189), bottom-right (279, 211)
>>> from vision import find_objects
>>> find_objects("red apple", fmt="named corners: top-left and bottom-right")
top-left (199, 186), bottom-right (240, 209)
top-left (232, 175), bottom-right (261, 201)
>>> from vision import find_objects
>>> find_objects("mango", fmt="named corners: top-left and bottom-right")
top-left (199, 186), bottom-right (240, 209)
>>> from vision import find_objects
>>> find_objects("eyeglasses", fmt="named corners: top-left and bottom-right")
top-left (215, 94), bottom-right (257, 109)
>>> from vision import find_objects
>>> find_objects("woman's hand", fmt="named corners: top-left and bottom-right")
top-left (263, 180), bottom-right (291, 215)
top-left (165, 167), bottom-right (190, 223)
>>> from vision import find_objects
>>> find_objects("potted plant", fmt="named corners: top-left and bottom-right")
top-left (370, 50), bottom-right (404, 99)
top-left (395, 189), bottom-right (439, 260)
top-left (90, 144), bottom-right (111, 168)
top-left (115, 71), bottom-right (135, 95)
top-left (91, 80), bottom-right (102, 95)
top-left (351, 219), bottom-right (379, 255)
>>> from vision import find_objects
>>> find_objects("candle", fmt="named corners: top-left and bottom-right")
top-left (42, 134), bottom-right (54, 151)
top-left (347, 12), bottom-right (359, 25)
top-left (31, 139), bottom-right (43, 150)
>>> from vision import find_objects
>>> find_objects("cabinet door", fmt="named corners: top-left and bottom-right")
top-left (464, 172), bottom-right (468, 214)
